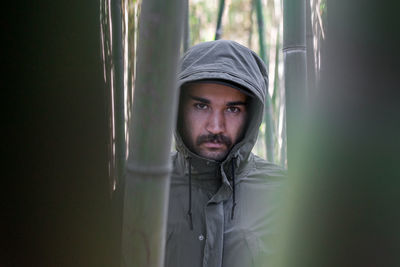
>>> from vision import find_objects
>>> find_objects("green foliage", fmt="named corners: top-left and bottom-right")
top-left (320, 0), bottom-right (326, 16)
top-left (320, 0), bottom-right (327, 28)
top-left (189, 1), bottom-right (218, 44)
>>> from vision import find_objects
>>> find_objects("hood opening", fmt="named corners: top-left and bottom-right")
top-left (175, 80), bottom-right (261, 163)
top-left (175, 40), bottom-right (268, 163)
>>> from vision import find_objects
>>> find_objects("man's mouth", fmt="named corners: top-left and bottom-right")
top-left (202, 141), bottom-right (225, 149)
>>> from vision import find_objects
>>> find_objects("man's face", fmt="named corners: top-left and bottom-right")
top-left (180, 83), bottom-right (248, 161)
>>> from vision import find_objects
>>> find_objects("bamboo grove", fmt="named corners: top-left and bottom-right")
top-left (100, 0), bottom-right (328, 266)
top-left (101, 0), bottom-right (327, 191)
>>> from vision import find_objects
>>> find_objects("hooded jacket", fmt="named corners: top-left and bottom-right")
top-left (166, 40), bottom-right (286, 267)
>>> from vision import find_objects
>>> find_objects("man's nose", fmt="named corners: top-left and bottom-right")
top-left (206, 111), bottom-right (225, 134)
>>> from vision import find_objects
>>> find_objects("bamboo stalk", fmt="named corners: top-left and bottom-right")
top-left (254, 0), bottom-right (268, 65)
top-left (120, 0), bottom-right (184, 265)
top-left (306, 0), bottom-right (316, 99)
top-left (272, 29), bottom-right (280, 106)
top-left (111, 0), bottom-right (126, 187)
top-left (254, 0), bottom-right (275, 163)
top-left (264, 94), bottom-right (275, 162)
top-left (100, 0), bottom-right (117, 194)
top-left (272, 29), bottom-right (282, 164)
top-left (283, 0), bottom-right (307, 168)
top-left (247, 0), bottom-right (254, 48)
top-left (279, 103), bottom-right (287, 167)
top-left (183, 0), bottom-right (190, 51)
top-left (215, 0), bottom-right (225, 40)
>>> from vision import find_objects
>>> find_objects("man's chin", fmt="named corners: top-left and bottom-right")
top-left (198, 149), bottom-right (228, 161)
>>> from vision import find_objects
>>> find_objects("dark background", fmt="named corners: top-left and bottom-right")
top-left (3, 1), bottom-right (119, 266)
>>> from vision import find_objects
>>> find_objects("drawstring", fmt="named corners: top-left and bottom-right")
top-left (187, 157), bottom-right (193, 230)
top-left (231, 157), bottom-right (237, 220)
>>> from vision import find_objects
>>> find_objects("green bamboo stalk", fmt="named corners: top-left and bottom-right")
top-left (272, 29), bottom-right (284, 165)
top-left (272, 4), bottom-right (308, 266)
top-left (120, 0), bottom-right (184, 265)
top-left (215, 0), bottom-right (225, 40)
top-left (247, 0), bottom-right (254, 48)
top-left (111, 0), bottom-right (126, 188)
top-left (306, 0), bottom-right (316, 99)
top-left (283, 0), bottom-right (307, 168)
top-left (279, 106), bottom-right (287, 167)
top-left (254, 0), bottom-right (268, 65)
top-left (264, 92), bottom-right (275, 163)
top-left (100, 0), bottom-right (116, 194)
top-left (183, 0), bottom-right (190, 51)
top-left (272, 29), bottom-right (280, 106)
top-left (254, 0), bottom-right (275, 163)
top-left (125, 0), bottom-right (137, 187)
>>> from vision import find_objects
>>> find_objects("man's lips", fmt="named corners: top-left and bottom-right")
top-left (196, 134), bottom-right (232, 150)
top-left (202, 141), bottom-right (226, 149)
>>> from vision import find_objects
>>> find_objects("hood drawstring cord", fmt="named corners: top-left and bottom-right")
top-left (187, 157), bottom-right (194, 230)
top-left (231, 156), bottom-right (238, 220)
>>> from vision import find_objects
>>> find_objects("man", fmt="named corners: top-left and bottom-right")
top-left (166, 40), bottom-right (285, 267)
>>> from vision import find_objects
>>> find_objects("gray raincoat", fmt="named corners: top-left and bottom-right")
top-left (166, 40), bottom-right (286, 267)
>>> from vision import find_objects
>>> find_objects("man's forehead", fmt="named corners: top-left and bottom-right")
top-left (183, 82), bottom-right (247, 102)
top-left (182, 79), bottom-right (253, 97)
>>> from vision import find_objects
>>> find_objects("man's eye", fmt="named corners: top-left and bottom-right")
top-left (227, 106), bottom-right (240, 113)
top-left (194, 103), bottom-right (208, 110)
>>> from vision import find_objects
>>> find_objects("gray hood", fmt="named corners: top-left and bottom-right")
top-left (175, 40), bottom-right (269, 164)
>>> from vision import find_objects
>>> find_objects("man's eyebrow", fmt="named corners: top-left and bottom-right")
top-left (227, 101), bottom-right (247, 106)
top-left (189, 95), bottom-right (247, 106)
top-left (189, 95), bottom-right (210, 104)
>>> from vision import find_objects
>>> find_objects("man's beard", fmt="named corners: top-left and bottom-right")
top-left (195, 134), bottom-right (233, 161)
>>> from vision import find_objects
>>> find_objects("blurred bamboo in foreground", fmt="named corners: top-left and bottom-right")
top-left (274, 1), bottom-right (400, 266)
top-left (120, 0), bottom-right (184, 265)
